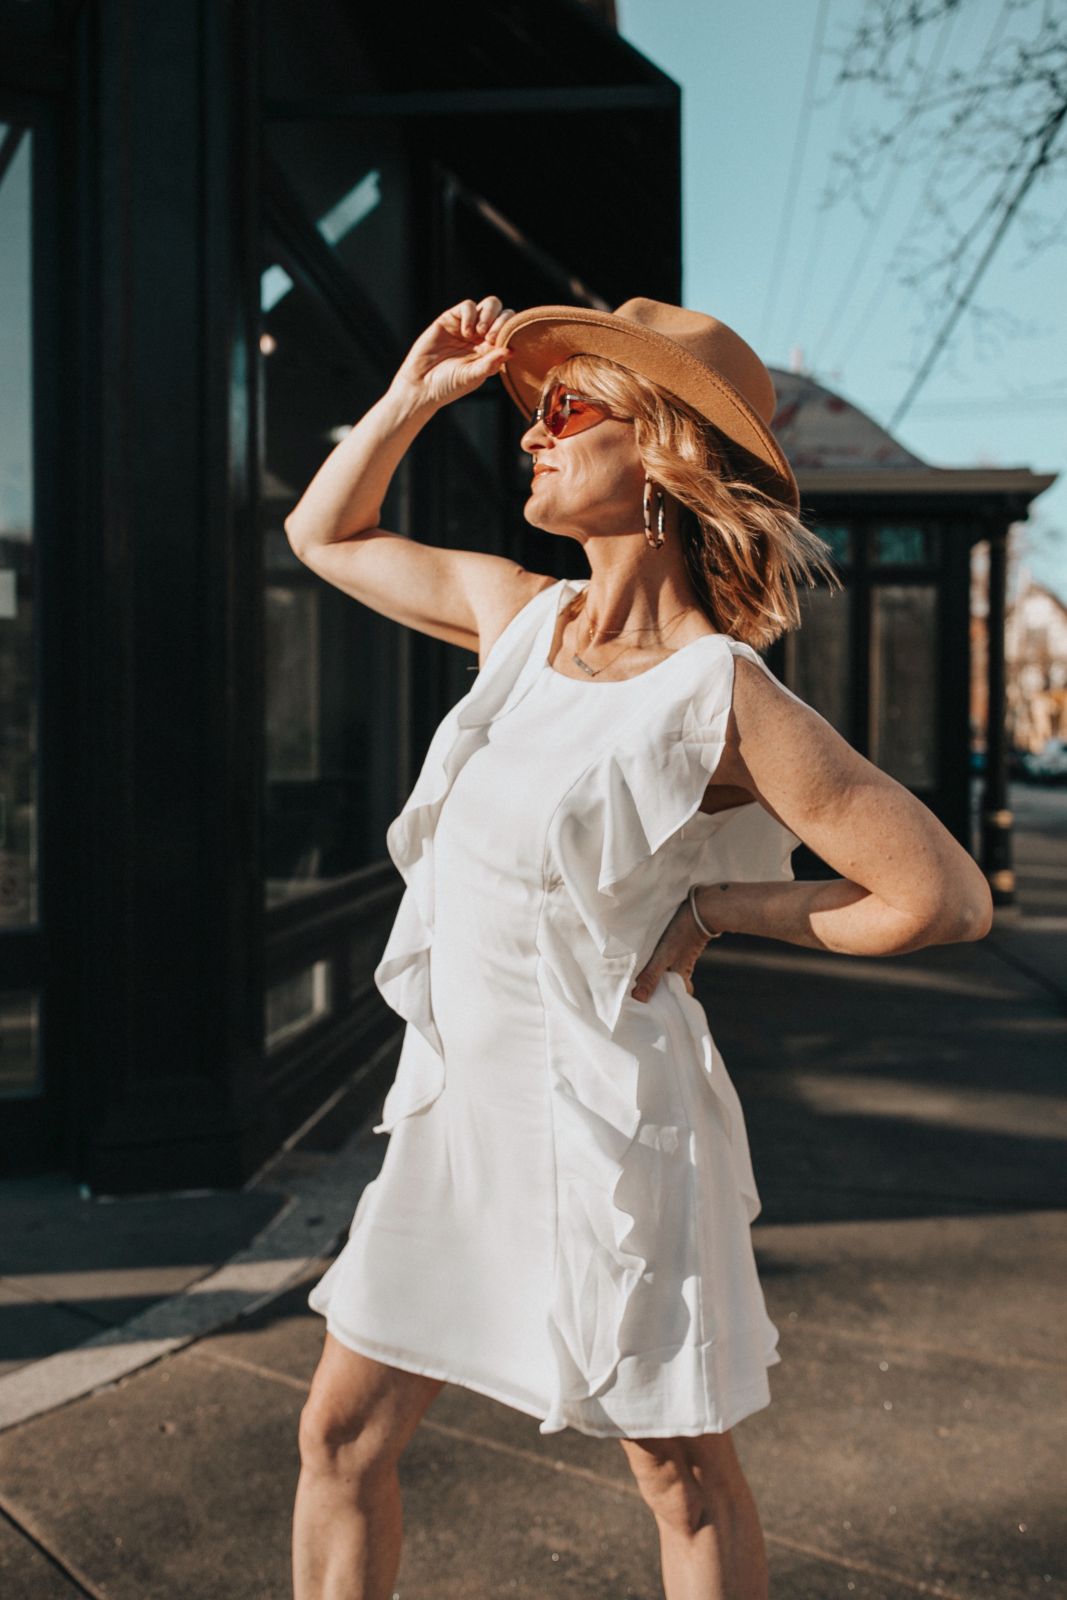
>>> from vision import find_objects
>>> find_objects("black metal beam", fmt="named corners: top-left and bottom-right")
top-left (265, 84), bottom-right (677, 120)
top-left (448, 174), bottom-right (609, 310)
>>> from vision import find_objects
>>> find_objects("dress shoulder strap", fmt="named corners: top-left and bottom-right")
top-left (455, 577), bottom-right (567, 729)
top-left (480, 577), bottom-right (564, 671)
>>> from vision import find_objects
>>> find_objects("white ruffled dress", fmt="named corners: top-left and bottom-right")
top-left (307, 577), bottom-right (800, 1438)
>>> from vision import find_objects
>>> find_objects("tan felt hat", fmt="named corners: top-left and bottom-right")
top-left (496, 296), bottom-right (799, 514)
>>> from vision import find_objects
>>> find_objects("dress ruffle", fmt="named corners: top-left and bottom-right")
top-left (371, 578), bottom-right (796, 1432)
top-left (539, 613), bottom-right (800, 1038)
top-left (532, 950), bottom-right (776, 1435)
top-left (372, 586), bottom-right (558, 1132)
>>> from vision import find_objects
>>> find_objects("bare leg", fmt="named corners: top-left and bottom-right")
top-left (620, 1431), bottom-right (769, 1600)
top-left (292, 1331), bottom-right (445, 1600)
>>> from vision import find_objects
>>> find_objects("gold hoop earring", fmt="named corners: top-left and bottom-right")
top-left (643, 477), bottom-right (666, 550)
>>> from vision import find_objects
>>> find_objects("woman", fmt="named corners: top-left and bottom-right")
top-left (287, 295), bottom-right (993, 1600)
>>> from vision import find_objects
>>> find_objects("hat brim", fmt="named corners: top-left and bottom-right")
top-left (495, 304), bottom-right (799, 514)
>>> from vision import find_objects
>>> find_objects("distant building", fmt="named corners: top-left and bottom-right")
top-left (1005, 570), bottom-right (1067, 752)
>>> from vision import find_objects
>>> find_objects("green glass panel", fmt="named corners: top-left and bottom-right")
top-left (873, 525), bottom-right (929, 565)
top-left (815, 524), bottom-right (851, 564)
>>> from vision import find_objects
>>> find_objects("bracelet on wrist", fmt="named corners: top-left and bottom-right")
top-left (687, 884), bottom-right (722, 940)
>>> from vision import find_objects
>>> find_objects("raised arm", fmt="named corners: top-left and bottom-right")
top-left (283, 296), bottom-right (552, 658)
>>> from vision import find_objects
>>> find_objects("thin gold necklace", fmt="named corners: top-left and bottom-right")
top-left (568, 592), bottom-right (696, 678)
top-left (579, 593), bottom-right (695, 644)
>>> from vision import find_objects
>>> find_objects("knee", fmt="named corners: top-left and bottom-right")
top-left (297, 1396), bottom-right (393, 1494)
top-left (621, 1444), bottom-right (709, 1537)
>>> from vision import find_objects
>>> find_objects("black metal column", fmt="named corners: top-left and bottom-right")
top-left (76, 0), bottom-right (267, 1191)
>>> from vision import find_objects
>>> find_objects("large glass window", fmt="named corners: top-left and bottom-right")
top-left (870, 585), bottom-right (939, 788)
top-left (266, 117), bottom-right (411, 344)
top-left (0, 123), bottom-right (36, 938)
top-left (785, 585), bottom-right (852, 738)
top-left (0, 122), bottom-right (41, 1100)
top-left (260, 238), bottom-right (403, 908)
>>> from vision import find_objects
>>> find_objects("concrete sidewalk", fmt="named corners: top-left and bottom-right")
top-left (1, 781), bottom-right (1064, 1599)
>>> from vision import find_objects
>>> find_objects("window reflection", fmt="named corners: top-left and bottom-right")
top-left (265, 961), bottom-right (332, 1050)
top-left (0, 991), bottom-right (40, 1097)
top-left (260, 243), bottom-right (401, 906)
top-left (267, 118), bottom-right (410, 341)
top-left (0, 123), bottom-right (37, 931)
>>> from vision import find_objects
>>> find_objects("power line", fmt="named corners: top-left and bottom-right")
top-left (822, 0), bottom-right (1012, 373)
top-left (909, 395), bottom-right (1067, 416)
top-left (785, 58), bottom-right (858, 348)
top-left (813, 2), bottom-right (960, 362)
top-left (758, 0), bottom-right (830, 352)
top-left (889, 93), bottom-right (1067, 430)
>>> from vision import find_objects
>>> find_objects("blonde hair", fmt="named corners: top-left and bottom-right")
top-left (550, 354), bottom-right (842, 651)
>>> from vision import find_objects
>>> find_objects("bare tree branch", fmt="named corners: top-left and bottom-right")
top-left (820, 0), bottom-right (1067, 410)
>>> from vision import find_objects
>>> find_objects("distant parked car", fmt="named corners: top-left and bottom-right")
top-left (1021, 738), bottom-right (1067, 783)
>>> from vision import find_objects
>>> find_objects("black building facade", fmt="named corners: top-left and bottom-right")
top-left (0, 0), bottom-right (683, 1188)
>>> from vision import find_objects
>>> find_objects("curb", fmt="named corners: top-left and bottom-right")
top-left (0, 1045), bottom-right (393, 1434)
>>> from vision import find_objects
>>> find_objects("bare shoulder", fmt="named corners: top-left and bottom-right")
top-left (702, 653), bottom-right (825, 822)
top-left (729, 653), bottom-right (827, 760)
top-left (472, 565), bottom-right (558, 665)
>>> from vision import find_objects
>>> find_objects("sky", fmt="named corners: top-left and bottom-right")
top-left (617, 0), bottom-right (1067, 601)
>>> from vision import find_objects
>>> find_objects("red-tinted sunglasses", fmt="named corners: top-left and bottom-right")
top-left (530, 384), bottom-right (630, 438)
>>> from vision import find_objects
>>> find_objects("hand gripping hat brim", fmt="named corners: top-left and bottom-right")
top-left (496, 297), bottom-right (800, 515)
